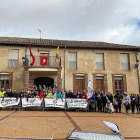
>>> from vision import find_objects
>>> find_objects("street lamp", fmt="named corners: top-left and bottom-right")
top-left (135, 59), bottom-right (139, 68)
top-left (22, 57), bottom-right (25, 65)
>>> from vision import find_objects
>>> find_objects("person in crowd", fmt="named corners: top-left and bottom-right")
top-left (67, 90), bottom-right (75, 98)
top-left (19, 89), bottom-right (25, 100)
top-left (0, 87), bottom-right (6, 98)
top-left (35, 91), bottom-right (40, 98)
top-left (114, 91), bottom-right (123, 113)
top-left (42, 84), bottom-right (46, 89)
top-left (100, 90), bottom-right (104, 97)
top-left (46, 90), bottom-right (52, 98)
top-left (101, 93), bottom-right (108, 112)
top-left (5, 89), bottom-right (10, 97)
top-left (123, 92), bottom-right (131, 113)
top-left (76, 91), bottom-right (82, 99)
top-left (97, 94), bottom-right (102, 112)
top-left (107, 92), bottom-right (113, 103)
top-left (40, 89), bottom-right (45, 99)
top-left (56, 90), bottom-right (63, 101)
top-left (113, 99), bottom-right (118, 113)
top-left (106, 100), bottom-right (113, 113)
top-left (81, 90), bottom-right (88, 102)
top-left (9, 89), bottom-right (13, 97)
top-left (61, 89), bottom-right (66, 98)
top-left (135, 94), bottom-right (140, 114)
top-left (13, 89), bottom-right (19, 99)
top-left (51, 90), bottom-right (57, 99)
top-left (32, 88), bottom-right (36, 97)
top-left (130, 93), bottom-right (136, 114)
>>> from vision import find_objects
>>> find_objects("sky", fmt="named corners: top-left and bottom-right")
top-left (0, 0), bottom-right (140, 46)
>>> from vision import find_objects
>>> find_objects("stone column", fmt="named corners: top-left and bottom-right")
top-left (24, 67), bottom-right (29, 92)
top-left (57, 68), bottom-right (62, 91)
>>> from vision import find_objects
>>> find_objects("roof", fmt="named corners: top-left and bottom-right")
top-left (0, 36), bottom-right (139, 50)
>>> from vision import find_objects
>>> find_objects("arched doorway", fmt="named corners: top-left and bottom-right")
top-left (34, 77), bottom-right (54, 87)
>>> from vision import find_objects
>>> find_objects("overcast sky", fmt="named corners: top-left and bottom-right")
top-left (0, 0), bottom-right (140, 46)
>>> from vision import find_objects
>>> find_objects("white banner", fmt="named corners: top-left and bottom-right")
top-left (45, 98), bottom-right (65, 108)
top-left (66, 99), bottom-right (88, 108)
top-left (22, 98), bottom-right (42, 107)
top-left (0, 98), bottom-right (20, 107)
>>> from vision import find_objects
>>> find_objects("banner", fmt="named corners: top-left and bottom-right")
top-left (22, 98), bottom-right (42, 107)
top-left (45, 98), bottom-right (65, 108)
top-left (66, 99), bottom-right (88, 108)
top-left (0, 98), bottom-right (20, 107)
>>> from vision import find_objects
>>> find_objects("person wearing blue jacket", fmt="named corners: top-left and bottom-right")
top-left (56, 90), bottom-right (63, 101)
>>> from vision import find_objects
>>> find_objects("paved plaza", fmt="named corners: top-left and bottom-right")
top-left (0, 110), bottom-right (140, 140)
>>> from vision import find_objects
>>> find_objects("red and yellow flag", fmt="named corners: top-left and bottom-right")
top-left (56, 44), bottom-right (60, 59)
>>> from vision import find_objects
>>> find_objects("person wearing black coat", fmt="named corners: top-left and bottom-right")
top-left (19, 89), bottom-right (25, 100)
top-left (107, 92), bottom-right (113, 103)
top-left (97, 94), bottom-right (102, 112)
top-left (114, 92), bottom-right (123, 113)
top-left (12, 90), bottom-right (19, 99)
top-left (66, 90), bottom-right (75, 98)
top-left (101, 93), bottom-right (108, 112)
top-left (130, 93), bottom-right (136, 113)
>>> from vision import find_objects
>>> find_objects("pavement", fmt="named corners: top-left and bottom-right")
top-left (0, 110), bottom-right (140, 140)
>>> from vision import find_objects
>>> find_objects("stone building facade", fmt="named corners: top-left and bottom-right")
top-left (0, 37), bottom-right (139, 95)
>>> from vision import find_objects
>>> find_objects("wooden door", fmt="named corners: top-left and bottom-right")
top-left (95, 79), bottom-right (104, 92)
top-left (115, 80), bottom-right (123, 94)
top-left (75, 79), bottom-right (85, 91)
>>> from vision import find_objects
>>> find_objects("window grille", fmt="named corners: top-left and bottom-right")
top-left (68, 53), bottom-right (77, 69)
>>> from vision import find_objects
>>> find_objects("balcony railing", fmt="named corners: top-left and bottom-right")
top-left (96, 62), bottom-right (104, 70)
top-left (121, 62), bottom-right (130, 70)
top-left (26, 55), bottom-right (61, 67)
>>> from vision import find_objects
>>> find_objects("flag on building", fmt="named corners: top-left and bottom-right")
top-left (56, 44), bottom-right (60, 59)
top-left (40, 56), bottom-right (48, 65)
top-left (29, 41), bottom-right (35, 66)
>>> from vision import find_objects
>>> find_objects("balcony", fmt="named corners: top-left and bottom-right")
top-left (96, 62), bottom-right (104, 70)
top-left (25, 55), bottom-right (61, 67)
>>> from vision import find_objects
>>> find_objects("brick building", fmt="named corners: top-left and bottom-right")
top-left (0, 37), bottom-right (139, 95)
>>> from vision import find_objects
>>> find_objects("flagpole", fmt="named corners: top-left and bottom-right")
top-left (37, 28), bottom-right (41, 39)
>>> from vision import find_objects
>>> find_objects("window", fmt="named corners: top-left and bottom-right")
top-left (68, 52), bottom-right (77, 69)
top-left (120, 54), bottom-right (130, 70)
top-left (0, 74), bottom-right (10, 89)
top-left (8, 50), bottom-right (19, 68)
top-left (95, 53), bottom-right (104, 70)
top-left (115, 77), bottom-right (123, 94)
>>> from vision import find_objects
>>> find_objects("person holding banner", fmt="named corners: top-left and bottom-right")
top-left (82, 90), bottom-right (88, 102)
top-left (0, 87), bottom-right (6, 98)
top-left (76, 91), bottom-right (82, 99)
top-left (56, 90), bottom-right (64, 101)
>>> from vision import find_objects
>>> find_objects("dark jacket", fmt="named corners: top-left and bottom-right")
top-left (114, 93), bottom-right (123, 103)
top-left (12, 92), bottom-right (19, 99)
top-left (130, 95), bottom-right (136, 105)
top-left (19, 92), bottom-right (25, 99)
top-left (101, 96), bottom-right (107, 104)
top-left (107, 94), bottom-right (113, 103)
top-left (67, 92), bottom-right (75, 98)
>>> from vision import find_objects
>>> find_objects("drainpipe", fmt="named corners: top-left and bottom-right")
top-left (135, 52), bottom-right (140, 95)
top-left (64, 45), bottom-right (66, 90)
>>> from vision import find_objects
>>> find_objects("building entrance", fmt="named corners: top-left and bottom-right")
top-left (34, 77), bottom-right (54, 87)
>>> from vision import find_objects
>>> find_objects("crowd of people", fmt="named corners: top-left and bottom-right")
top-left (0, 84), bottom-right (140, 114)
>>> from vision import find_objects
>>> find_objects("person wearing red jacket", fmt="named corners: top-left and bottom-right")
top-left (40, 89), bottom-right (45, 111)
top-left (82, 90), bottom-right (88, 102)
top-left (40, 89), bottom-right (45, 99)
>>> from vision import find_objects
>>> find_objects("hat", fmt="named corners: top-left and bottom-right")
top-left (108, 92), bottom-right (110, 94)
top-left (124, 92), bottom-right (127, 94)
